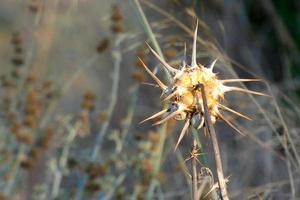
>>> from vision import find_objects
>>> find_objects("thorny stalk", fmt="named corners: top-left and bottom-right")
top-left (192, 139), bottom-right (198, 200)
top-left (199, 84), bottom-right (229, 200)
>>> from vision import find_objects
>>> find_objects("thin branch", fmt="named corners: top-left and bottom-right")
top-left (199, 83), bottom-right (229, 200)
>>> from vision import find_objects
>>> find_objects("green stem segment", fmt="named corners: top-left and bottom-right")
top-left (192, 139), bottom-right (198, 200)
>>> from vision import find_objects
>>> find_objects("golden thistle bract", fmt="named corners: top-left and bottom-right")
top-left (140, 23), bottom-right (268, 149)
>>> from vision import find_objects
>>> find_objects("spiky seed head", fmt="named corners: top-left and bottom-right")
top-left (140, 23), bottom-right (268, 149)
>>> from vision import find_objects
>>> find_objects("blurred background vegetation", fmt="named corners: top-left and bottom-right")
top-left (0, 0), bottom-right (299, 199)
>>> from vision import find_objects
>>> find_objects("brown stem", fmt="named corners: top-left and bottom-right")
top-left (192, 139), bottom-right (198, 200)
top-left (198, 84), bottom-right (229, 200)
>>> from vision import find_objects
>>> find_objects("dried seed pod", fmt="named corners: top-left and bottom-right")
top-left (111, 5), bottom-right (123, 22)
top-left (25, 74), bottom-right (37, 86)
top-left (20, 157), bottom-right (34, 170)
top-left (85, 181), bottom-right (101, 193)
top-left (85, 163), bottom-right (107, 179)
top-left (29, 2), bottom-right (39, 13)
top-left (67, 157), bottom-right (78, 169)
top-left (15, 130), bottom-right (34, 145)
top-left (96, 38), bottom-right (109, 53)
top-left (36, 127), bottom-right (54, 149)
top-left (11, 57), bottom-right (24, 66)
top-left (26, 90), bottom-right (40, 104)
top-left (84, 91), bottom-right (96, 101)
top-left (10, 123), bottom-right (22, 135)
top-left (23, 115), bottom-right (38, 128)
top-left (11, 32), bottom-right (22, 45)
top-left (110, 5), bottom-right (124, 33)
top-left (2, 79), bottom-right (16, 89)
top-left (111, 23), bottom-right (124, 33)
top-left (14, 46), bottom-right (23, 54)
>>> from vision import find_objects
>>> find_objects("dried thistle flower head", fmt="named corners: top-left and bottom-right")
top-left (140, 23), bottom-right (268, 149)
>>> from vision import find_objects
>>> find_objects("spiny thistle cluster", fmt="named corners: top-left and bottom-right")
top-left (140, 24), bottom-right (268, 149)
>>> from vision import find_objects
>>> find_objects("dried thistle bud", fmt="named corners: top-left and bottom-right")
top-left (25, 74), bottom-right (37, 85)
top-left (110, 5), bottom-right (124, 33)
top-left (110, 23), bottom-right (124, 33)
top-left (111, 5), bottom-right (123, 22)
top-left (26, 90), bottom-right (40, 104)
top-left (67, 157), bottom-right (78, 169)
top-left (84, 91), bottom-right (96, 101)
top-left (2, 79), bottom-right (16, 89)
top-left (81, 91), bottom-right (96, 111)
top-left (85, 163), bottom-right (108, 179)
top-left (20, 157), bottom-right (34, 170)
top-left (14, 46), bottom-right (23, 54)
top-left (23, 115), bottom-right (38, 128)
top-left (11, 123), bottom-right (22, 135)
top-left (11, 57), bottom-right (24, 66)
top-left (36, 128), bottom-right (54, 149)
top-left (81, 101), bottom-right (95, 112)
top-left (29, 3), bottom-right (39, 13)
top-left (42, 81), bottom-right (52, 91)
top-left (11, 32), bottom-right (22, 45)
top-left (140, 23), bottom-right (268, 150)
top-left (96, 38), bottom-right (109, 53)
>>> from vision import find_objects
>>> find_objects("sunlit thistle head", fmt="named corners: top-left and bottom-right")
top-left (140, 23), bottom-right (268, 149)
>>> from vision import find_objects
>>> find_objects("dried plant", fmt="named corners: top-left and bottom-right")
top-left (0, 1), bottom-right (299, 199)
top-left (139, 22), bottom-right (269, 199)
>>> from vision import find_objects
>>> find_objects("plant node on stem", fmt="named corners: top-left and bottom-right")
top-left (192, 138), bottom-right (198, 200)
